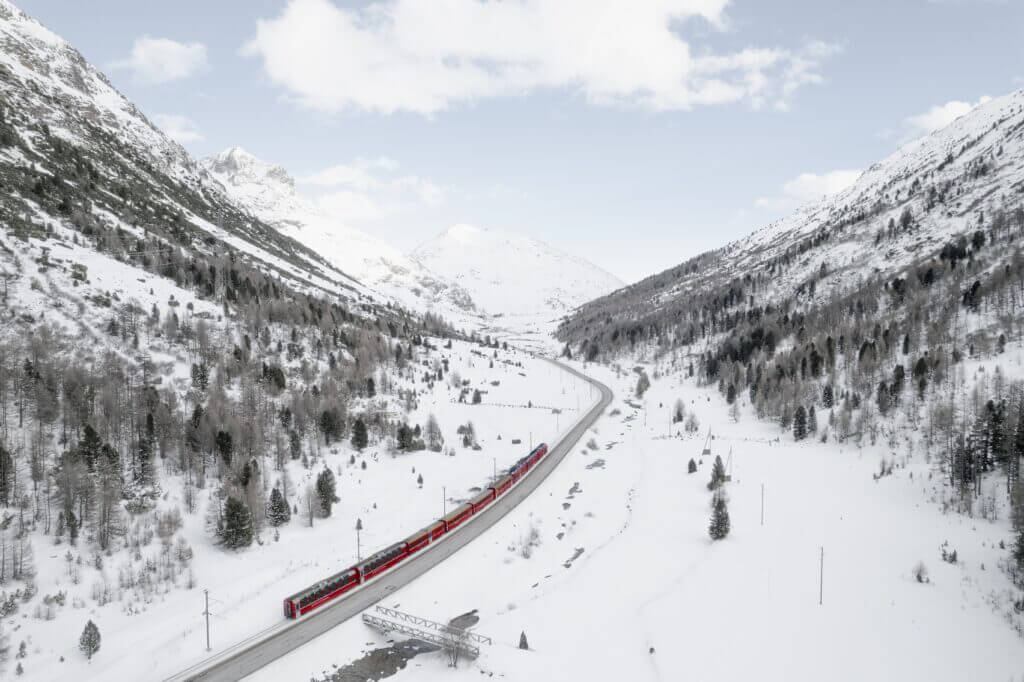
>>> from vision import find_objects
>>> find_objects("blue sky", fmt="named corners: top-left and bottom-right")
top-left (17, 0), bottom-right (1024, 282)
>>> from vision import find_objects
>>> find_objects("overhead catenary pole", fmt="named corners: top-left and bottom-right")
top-left (204, 589), bottom-right (211, 651)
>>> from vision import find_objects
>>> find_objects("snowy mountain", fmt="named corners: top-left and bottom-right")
top-left (560, 88), bottom-right (1024, 352)
top-left (202, 147), bottom-right (478, 316)
top-left (0, 0), bottom-right (391, 309)
top-left (412, 223), bottom-right (623, 326)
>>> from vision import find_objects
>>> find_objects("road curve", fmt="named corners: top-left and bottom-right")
top-left (166, 359), bottom-right (613, 682)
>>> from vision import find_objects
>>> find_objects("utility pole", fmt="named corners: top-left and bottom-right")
top-left (203, 589), bottom-right (211, 651)
top-left (761, 484), bottom-right (765, 526)
top-left (356, 519), bottom-right (363, 561)
top-left (819, 546), bottom-right (824, 606)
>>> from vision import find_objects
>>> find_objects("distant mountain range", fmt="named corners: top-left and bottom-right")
top-left (204, 148), bottom-right (624, 330)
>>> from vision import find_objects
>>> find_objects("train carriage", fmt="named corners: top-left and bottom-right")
top-left (470, 487), bottom-right (496, 514)
top-left (491, 473), bottom-right (514, 496)
top-left (360, 542), bottom-right (408, 581)
top-left (283, 566), bottom-right (360, 619)
top-left (442, 502), bottom-right (474, 532)
top-left (404, 523), bottom-right (438, 556)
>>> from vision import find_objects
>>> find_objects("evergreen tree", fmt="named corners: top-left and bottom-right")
top-left (366, 377), bottom-right (376, 398)
top-left (687, 458), bottom-right (697, 474)
top-left (709, 493), bottom-right (730, 540)
top-left (289, 429), bottom-right (301, 460)
top-left (216, 430), bottom-right (233, 465)
top-left (707, 455), bottom-right (726, 490)
top-left (808, 405), bottom-right (818, 434)
top-left (316, 468), bottom-right (339, 517)
top-left (725, 383), bottom-right (736, 405)
top-left (79, 620), bottom-right (101, 660)
top-left (267, 487), bottom-right (291, 526)
top-left (822, 384), bottom-right (834, 409)
top-left (0, 445), bottom-right (11, 507)
top-left (351, 418), bottom-right (368, 451)
top-left (397, 423), bottom-right (414, 451)
top-left (221, 496), bottom-right (253, 549)
top-left (793, 405), bottom-right (808, 441)
top-left (472, 389), bottom-right (482, 404)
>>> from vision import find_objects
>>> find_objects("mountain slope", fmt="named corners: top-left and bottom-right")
top-left (561, 89), bottom-right (1024, 344)
top-left (412, 223), bottom-right (624, 323)
top-left (202, 147), bottom-right (477, 316)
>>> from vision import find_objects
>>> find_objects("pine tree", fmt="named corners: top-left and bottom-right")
top-left (79, 620), bottom-right (101, 660)
top-left (709, 493), bottom-right (730, 540)
top-left (793, 405), bottom-right (808, 441)
top-left (216, 430), bottom-right (233, 465)
top-left (707, 455), bottom-right (725, 490)
top-left (808, 405), bottom-right (818, 434)
top-left (687, 458), bottom-right (697, 474)
top-left (316, 468), bottom-right (339, 517)
top-left (822, 384), bottom-right (834, 409)
top-left (221, 496), bottom-right (253, 549)
top-left (352, 418), bottom-right (368, 451)
top-left (519, 631), bottom-right (529, 650)
top-left (267, 487), bottom-right (291, 526)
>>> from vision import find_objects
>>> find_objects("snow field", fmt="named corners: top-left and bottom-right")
top-left (252, 359), bottom-right (1024, 682)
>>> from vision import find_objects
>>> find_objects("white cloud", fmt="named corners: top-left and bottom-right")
top-left (318, 190), bottom-right (395, 222)
top-left (756, 169), bottom-right (860, 212)
top-left (112, 36), bottom-right (207, 84)
top-left (300, 157), bottom-right (401, 189)
top-left (904, 96), bottom-right (991, 136)
top-left (303, 156), bottom-right (447, 221)
top-left (242, 0), bottom-right (839, 115)
top-left (153, 114), bottom-right (204, 143)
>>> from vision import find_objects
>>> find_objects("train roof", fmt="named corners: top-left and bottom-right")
top-left (441, 502), bottom-right (473, 523)
top-left (285, 564), bottom-right (359, 602)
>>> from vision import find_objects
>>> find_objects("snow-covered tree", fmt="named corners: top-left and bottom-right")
top-left (709, 493), bottom-right (730, 541)
top-left (79, 620), bottom-right (101, 661)
top-left (316, 468), bottom-right (339, 517)
top-left (267, 487), bottom-right (291, 526)
top-left (220, 496), bottom-right (252, 549)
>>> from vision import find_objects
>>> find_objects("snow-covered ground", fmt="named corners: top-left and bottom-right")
top-left (249, 359), bottom-right (1024, 682)
top-left (14, 341), bottom-right (597, 681)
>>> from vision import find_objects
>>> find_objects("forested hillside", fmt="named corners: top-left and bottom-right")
top-left (558, 89), bottom-right (1024, 613)
top-left (0, 2), bottom-right (471, 674)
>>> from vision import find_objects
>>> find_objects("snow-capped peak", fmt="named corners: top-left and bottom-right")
top-left (412, 224), bottom-right (623, 324)
top-left (205, 146), bottom-right (295, 190)
top-left (202, 148), bottom-right (480, 317)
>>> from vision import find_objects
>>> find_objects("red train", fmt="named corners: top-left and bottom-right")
top-left (283, 442), bottom-right (549, 619)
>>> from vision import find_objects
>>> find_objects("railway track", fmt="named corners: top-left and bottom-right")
top-left (165, 359), bottom-right (612, 682)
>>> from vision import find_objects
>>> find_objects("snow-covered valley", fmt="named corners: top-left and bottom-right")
top-left (248, 354), bottom-right (1024, 681)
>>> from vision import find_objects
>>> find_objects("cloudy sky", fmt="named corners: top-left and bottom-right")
top-left (18, 0), bottom-right (1024, 282)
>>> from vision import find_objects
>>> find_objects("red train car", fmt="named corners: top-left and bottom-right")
top-left (283, 566), bottom-right (359, 618)
top-left (442, 502), bottom-right (474, 532)
top-left (360, 541), bottom-right (408, 581)
top-left (470, 488), bottom-right (496, 514)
